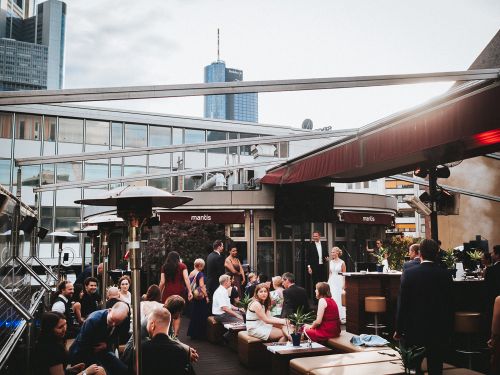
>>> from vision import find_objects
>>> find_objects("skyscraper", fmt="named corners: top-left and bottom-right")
top-left (0, 0), bottom-right (66, 91)
top-left (204, 60), bottom-right (258, 123)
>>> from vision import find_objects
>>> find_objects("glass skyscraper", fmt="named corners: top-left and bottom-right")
top-left (0, 0), bottom-right (66, 91)
top-left (204, 61), bottom-right (258, 123)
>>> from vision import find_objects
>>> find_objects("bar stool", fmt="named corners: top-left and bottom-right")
top-left (365, 296), bottom-right (386, 335)
top-left (454, 311), bottom-right (482, 369)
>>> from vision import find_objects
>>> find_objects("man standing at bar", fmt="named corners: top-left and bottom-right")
top-left (306, 231), bottom-right (329, 289)
top-left (403, 243), bottom-right (421, 272)
top-left (206, 240), bottom-right (225, 301)
top-left (394, 239), bottom-right (453, 375)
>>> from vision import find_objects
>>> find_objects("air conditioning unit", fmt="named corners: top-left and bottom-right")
top-left (404, 196), bottom-right (432, 216)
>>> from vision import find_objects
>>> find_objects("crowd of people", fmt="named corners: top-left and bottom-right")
top-left (33, 232), bottom-right (500, 375)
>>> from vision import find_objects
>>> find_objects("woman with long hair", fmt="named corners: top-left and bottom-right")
top-left (34, 311), bottom-right (105, 375)
top-left (327, 246), bottom-right (346, 323)
top-left (159, 251), bottom-right (193, 304)
top-left (304, 282), bottom-right (341, 342)
top-left (118, 275), bottom-right (132, 305)
top-left (164, 294), bottom-right (186, 338)
top-left (72, 283), bottom-right (85, 326)
top-left (246, 283), bottom-right (290, 342)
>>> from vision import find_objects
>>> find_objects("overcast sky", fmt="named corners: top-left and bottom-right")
top-left (63, 0), bottom-right (500, 130)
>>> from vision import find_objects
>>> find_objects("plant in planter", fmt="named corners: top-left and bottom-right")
top-left (468, 249), bottom-right (483, 270)
top-left (389, 341), bottom-right (426, 375)
top-left (443, 248), bottom-right (458, 269)
top-left (237, 294), bottom-right (252, 322)
top-left (287, 306), bottom-right (315, 346)
top-left (373, 248), bottom-right (388, 272)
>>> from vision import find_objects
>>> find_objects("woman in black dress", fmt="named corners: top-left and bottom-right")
top-left (187, 258), bottom-right (209, 339)
top-left (34, 311), bottom-right (105, 375)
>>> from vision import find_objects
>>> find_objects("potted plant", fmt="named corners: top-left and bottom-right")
top-left (468, 249), bottom-right (483, 271)
top-left (237, 294), bottom-right (252, 323)
top-left (442, 248), bottom-right (458, 278)
top-left (287, 306), bottom-right (315, 346)
top-left (389, 341), bottom-right (425, 374)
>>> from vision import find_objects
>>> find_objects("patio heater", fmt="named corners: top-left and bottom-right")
top-left (76, 185), bottom-right (192, 375)
top-left (47, 231), bottom-right (76, 281)
top-left (74, 225), bottom-right (99, 276)
top-left (79, 215), bottom-right (125, 305)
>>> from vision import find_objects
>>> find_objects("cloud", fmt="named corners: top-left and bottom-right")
top-left (64, 0), bottom-right (181, 88)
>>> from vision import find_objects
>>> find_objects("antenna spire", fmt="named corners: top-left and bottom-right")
top-left (217, 28), bottom-right (220, 62)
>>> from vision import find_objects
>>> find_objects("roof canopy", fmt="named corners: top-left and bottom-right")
top-left (262, 80), bottom-right (500, 184)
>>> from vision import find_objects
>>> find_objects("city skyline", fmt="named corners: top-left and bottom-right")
top-left (61, 0), bottom-right (499, 129)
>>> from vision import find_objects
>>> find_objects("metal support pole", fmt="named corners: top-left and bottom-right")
top-left (91, 235), bottom-right (96, 278)
top-left (129, 221), bottom-right (142, 375)
top-left (57, 241), bottom-right (63, 281)
top-left (101, 230), bottom-right (109, 306)
top-left (12, 169), bottom-right (22, 259)
top-left (428, 168), bottom-right (439, 242)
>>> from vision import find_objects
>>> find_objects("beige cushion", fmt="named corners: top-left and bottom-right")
top-left (289, 349), bottom-right (399, 374)
top-left (441, 369), bottom-right (483, 375)
top-left (238, 330), bottom-right (264, 344)
top-left (325, 331), bottom-right (386, 353)
top-left (310, 361), bottom-right (403, 375)
top-left (237, 331), bottom-right (268, 368)
top-left (454, 312), bottom-right (481, 333)
top-left (365, 296), bottom-right (386, 313)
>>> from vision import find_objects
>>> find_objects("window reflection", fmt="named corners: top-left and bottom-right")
top-left (59, 118), bottom-right (83, 143)
top-left (44, 116), bottom-right (56, 142)
top-left (15, 114), bottom-right (42, 140)
top-left (0, 113), bottom-right (12, 139)
top-left (185, 129), bottom-right (205, 144)
top-left (112, 122), bottom-right (123, 147)
top-left (257, 242), bottom-right (274, 277)
top-left (0, 159), bottom-right (10, 185)
top-left (57, 162), bottom-right (82, 182)
top-left (86, 120), bottom-right (109, 146)
top-left (125, 123), bottom-right (146, 148)
top-left (150, 126), bottom-right (171, 146)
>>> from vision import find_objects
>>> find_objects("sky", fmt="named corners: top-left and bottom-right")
top-left (63, 0), bottom-right (500, 130)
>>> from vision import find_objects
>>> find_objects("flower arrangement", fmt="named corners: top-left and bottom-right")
top-left (373, 248), bottom-right (388, 266)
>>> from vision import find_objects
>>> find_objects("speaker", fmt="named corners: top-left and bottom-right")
top-left (63, 253), bottom-right (69, 262)
top-left (19, 216), bottom-right (38, 234)
top-left (37, 227), bottom-right (49, 240)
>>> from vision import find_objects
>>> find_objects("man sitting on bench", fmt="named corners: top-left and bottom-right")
top-left (212, 274), bottom-right (244, 324)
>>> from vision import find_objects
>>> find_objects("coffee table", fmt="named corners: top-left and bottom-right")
top-left (264, 342), bottom-right (333, 375)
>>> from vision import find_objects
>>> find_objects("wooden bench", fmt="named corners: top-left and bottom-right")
top-left (237, 331), bottom-right (269, 368)
top-left (289, 349), bottom-right (399, 375)
top-left (206, 316), bottom-right (224, 344)
top-left (325, 330), bottom-right (388, 353)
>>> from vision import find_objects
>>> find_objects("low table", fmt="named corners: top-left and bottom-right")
top-left (264, 342), bottom-right (333, 375)
top-left (224, 322), bottom-right (246, 351)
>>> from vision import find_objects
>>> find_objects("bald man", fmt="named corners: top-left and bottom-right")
top-left (69, 302), bottom-right (129, 375)
top-left (403, 243), bottom-right (421, 272)
top-left (142, 307), bottom-right (188, 375)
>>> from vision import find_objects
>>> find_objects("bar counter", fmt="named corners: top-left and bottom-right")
top-left (342, 272), bottom-right (486, 335)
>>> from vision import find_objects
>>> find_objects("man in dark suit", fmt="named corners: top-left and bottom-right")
top-left (69, 302), bottom-right (129, 375)
top-left (142, 306), bottom-right (188, 375)
top-left (485, 245), bottom-right (500, 331)
top-left (281, 272), bottom-right (310, 318)
top-left (206, 239), bottom-right (225, 300)
top-left (306, 231), bottom-right (329, 289)
top-left (394, 239), bottom-right (453, 375)
top-left (402, 243), bottom-right (421, 272)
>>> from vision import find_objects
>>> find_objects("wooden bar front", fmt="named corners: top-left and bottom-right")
top-left (343, 272), bottom-right (402, 335)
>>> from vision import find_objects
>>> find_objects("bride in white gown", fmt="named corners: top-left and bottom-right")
top-left (328, 247), bottom-right (346, 322)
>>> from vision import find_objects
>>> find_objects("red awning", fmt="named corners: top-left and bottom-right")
top-left (262, 81), bottom-right (500, 184)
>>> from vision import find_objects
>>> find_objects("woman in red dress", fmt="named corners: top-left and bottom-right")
top-left (304, 282), bottom-right (341, 342)
top-left (159, 251), bottom-right (193, 335)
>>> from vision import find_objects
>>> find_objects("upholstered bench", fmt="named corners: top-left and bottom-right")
top-left (237, 330), bottom-right (269, 368)
top-left (325, 330), bottom-right (386, 353)
top-left (289, 349), bottom-right (399, 375)
top-left (206, 316), bottom-right (224, 344)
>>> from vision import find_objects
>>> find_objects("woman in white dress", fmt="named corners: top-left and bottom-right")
top-left (328, 247), bottom-right (346, 323)
top-left (246, 283), bottom-right (290, 342)
top-left (118, 275), bottom-right (132, 305)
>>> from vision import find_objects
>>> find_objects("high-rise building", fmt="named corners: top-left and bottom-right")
top-left (0, 0), bottom-right (66, 91)
top-left (204, 60), bottom-right (258, 123)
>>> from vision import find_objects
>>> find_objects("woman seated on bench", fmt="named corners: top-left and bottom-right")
top-left (246, 283), bottom-right (291, 342)
top-left (304, 282), bottom-right (341, 342)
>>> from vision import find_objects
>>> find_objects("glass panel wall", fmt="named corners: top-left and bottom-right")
top-left (0, 159), bottom-right (11, 185)
top-left (111, 122), bottom-right (123, 147)
top-left (58, 118), bottom-right (83, 143)
top-left (125, 123), bottom-right (146, 148)
top-left (150, 126), bottom-right (171, 146)
top-left (185, 129), bottom-right (205, 144)
top-left (43, 116), bottom-right (56, 155)
top-left (15, 114), bottom-right (42, 140)
top-left (257, 242), bottom-right (274, 278)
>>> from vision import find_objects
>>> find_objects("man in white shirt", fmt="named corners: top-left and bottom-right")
top-left (212, 274), bottom-right (243, 324)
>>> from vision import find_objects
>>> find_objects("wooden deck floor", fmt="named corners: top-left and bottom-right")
top-left (178, 317), bottom-right (266, 375)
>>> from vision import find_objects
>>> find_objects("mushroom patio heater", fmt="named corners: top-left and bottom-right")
top-left (47, 231), bottom-right (76, 281)
top-left (79, 215), bottom-right (125, 304)
top-left (75, 185), bottom-right (192, 375)
top-left (74, 225), bottom-right (99, 277)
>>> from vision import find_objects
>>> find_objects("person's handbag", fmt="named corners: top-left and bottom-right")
top-left (190, 272), bottom-right (204, 300)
